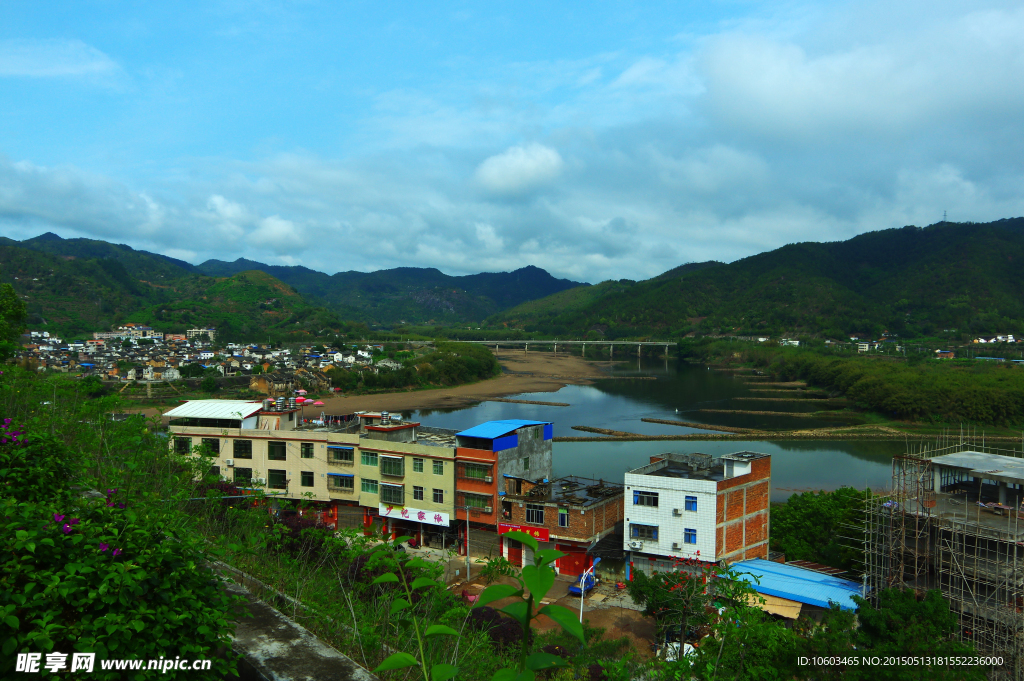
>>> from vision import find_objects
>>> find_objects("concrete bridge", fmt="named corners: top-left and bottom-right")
top-left (459, 339), bottom-right (677, 358)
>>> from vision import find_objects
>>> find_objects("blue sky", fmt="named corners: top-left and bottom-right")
top-left (1, 1), bottom-right (1023, 283)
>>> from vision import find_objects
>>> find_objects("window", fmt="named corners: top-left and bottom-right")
top-left (234, 467), bottom-right (252, 485)
top-left (525, 504), bottom-right (544, 525)
top-left (201, 438), bottom-right (219, 454)
top-left (209, 465), bottom-right (220, 478)
top-left (301, 442), bottom-right (314, 459)
top-left (433, 488), bottom-right (444, 504)
top-left (173, 437), bottom-right (191, 454)
top-left (329, 476), bottom-right (354, 491)
top-left (633, 491), bottom-right (659, 507)
top-left (458, 463), bottom-right (491, 480)
top-left (301, 471), bottom-right (314, 487)
top-left (329, 447), bottom-right (354, 463)
top-left (684, 528), bottom-right (697, 545)
top-left (362, 451), bottom-right (378, 466)
top-left (380, 456), bottom-right (405, 477)
top-left (630, 524), bottom-right (658, 541)
top-left (413, 458), bottom-right (424, 473)
top-left (268, 441), bottom-right (286, 461)
top-left (433, 460), bottom-right (444, 475)
top-left (413, 486), bottom-right (424, 501)
top-left (233, 440), bottom-right (253, 459)
top-left (684, 495), bottom-right (698, 512)
top-left (523, 457), bottom-right (529, 471)
top-left (461, 492), bottom-right (491, 509)
top-left (362, 478), bottom-right (378, 494)
top-left (558, 508), bottom-right (569, 528)
top-left (380, 484), bottom-right (404, 505)
top-left (268, 469), bottom-right (287, 489)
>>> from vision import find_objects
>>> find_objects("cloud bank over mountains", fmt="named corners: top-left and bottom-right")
top-left (0, 2), bottom-right (1022, 283)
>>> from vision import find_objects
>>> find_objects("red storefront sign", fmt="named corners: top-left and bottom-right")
top-left (498, 523), bottom-right (549, 542)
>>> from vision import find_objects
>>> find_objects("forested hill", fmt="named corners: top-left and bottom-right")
top-left (196, 259), bottom-right (586, 325)
top-left (0, 240), bottom-right (352, 340)
top-left (488, 218), bottom-right (1024, 339)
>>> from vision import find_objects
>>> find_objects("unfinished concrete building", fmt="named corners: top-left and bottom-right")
top-left (864, 442), bottom-right (1024, 679)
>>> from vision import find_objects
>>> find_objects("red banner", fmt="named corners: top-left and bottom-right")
top-left (499, 523), bottom-right (549, 542)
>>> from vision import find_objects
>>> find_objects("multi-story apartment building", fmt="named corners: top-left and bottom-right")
top-left (498, 475), bottom-right (623, 576)
top-left (452, 419), bottom-right (553, 533)
top-left (166, 401), bottom-right (561, 549)
top-left (624, 451), bottom-right (771, 577)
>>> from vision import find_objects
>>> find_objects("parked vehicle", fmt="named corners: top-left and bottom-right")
top-left (568, 572), bottom-right (597, 596)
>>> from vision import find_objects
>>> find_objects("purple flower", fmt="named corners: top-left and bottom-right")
top-left (69, 518), bottom-right (79, 526)
top-left (112, 548), bottom-right (122, 557)
top-left (54, 513), bottom-right (65, 523)
top-left (99, 542), bottom-right (109, 552)
top-left (3, 418), bottom-right (8, 424)
top-left (106, 501), bottom-right (114, 507)
top-left (117, 502), bottom-right (126, 509)
top-left (62, 524), bottom-right (72, 534)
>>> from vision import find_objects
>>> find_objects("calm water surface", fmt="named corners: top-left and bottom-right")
top-left (411, 358), bottom-right (901, 501)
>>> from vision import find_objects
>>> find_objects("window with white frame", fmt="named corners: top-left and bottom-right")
top-left (684, 528), bottom-right (697, 544)
top-left (525, 504), bottom-right (544, 524)
top-left (684, 495), bottom-right (697, 512)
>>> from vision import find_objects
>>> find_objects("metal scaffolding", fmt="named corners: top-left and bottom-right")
top-left (864, 441), bottom-right (1024, 680)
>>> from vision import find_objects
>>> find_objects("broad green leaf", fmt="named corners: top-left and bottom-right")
top-left (390, 598), bottom-right (411, 615)
top-left (476, 583), bottom-right (521, 608)
top-left (2, 636), bottom-right (16, 656)
top-left (4, 615), bottom-right (18, 630)
top-left (393, 535), bottom-right (413, 544)
top-left (411, 576), bottom-right (439, 591)
top-left (538, 604), bottom-right (585, 644)
top-left (502, 530), bottom-right (538, 552)
top-left (431, 663), bottom-right (458, 681)
top-left (534, 549), bottom-right (565, 567)
top-left (521, 564), bottom-right (555, 602)
top-left (371, 573), bottom-right (399, 585)
top-left (491, 671), bottom-right (535, 681)
top-left (373, 652), bottom-right (419, 672)
top-left (424, 624), bottom-right (459, 637)
top-left (525, 652), bottom-right (568, 671)
top-left (405, 558), bottom-right (429, 569)
top-left (500, 600), bottom-right (530, 628)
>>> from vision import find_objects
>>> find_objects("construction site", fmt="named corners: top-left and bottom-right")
top-left (864, 437), bottom-right (1024, 679)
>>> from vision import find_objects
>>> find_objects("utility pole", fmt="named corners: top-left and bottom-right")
top-left (456, 505), bottom-right (472, 580)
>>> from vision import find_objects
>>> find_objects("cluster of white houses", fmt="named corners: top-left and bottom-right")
top-left (167, 399), bottom-right (776, 579)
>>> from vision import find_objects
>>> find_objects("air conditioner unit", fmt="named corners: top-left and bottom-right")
top-left (672, 508), bottom-right (681, 516)
top-left (672, 542), bottom-right (681, 550)
top-left (484, 506), bottom-right (492, 513)
top-left (256, 477), bottom-right (266, 484)
top-left (225, 459), bottom-right (234, 467)
top-left (628, 541), bottom-right (644, 550)
top-left (484, 476), bottom-right (493, 483)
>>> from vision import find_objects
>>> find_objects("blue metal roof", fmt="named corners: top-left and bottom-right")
top-left (456, 419), bottom-right (551, 439)
top-left (730, 559), bottom-right (862, 611)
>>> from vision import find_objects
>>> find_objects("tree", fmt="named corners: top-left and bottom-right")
top-left (200, 375), bottom-right (219, 393)
top-left (770, 487), bottom-right (866, 571)
top-left (0, 283), bottom-right (28, 359)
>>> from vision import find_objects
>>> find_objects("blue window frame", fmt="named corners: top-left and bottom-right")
top-left (684, 528), bottom-right (697, 544)
top-left (684, 495), bottom-right (697, 512)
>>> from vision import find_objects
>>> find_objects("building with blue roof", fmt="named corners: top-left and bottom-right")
top-left (731, 558), bottom-right (863, 613)
top-left (454, 419), bottom-right (553, 531)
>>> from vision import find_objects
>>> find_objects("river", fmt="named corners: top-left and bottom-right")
top-left (410, 358), bottom-right (901, 501)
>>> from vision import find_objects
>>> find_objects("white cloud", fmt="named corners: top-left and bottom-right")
top-left (475, 143), bottom-right (564, 196)
top-left (249, 215), bottom-right (307, 254)
top-left (0, 39), bottom-right (120, 78)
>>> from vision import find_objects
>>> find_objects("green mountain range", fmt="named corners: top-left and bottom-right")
top-left (0, 232), bottom-right (585, 338)
top-left (489, 218), bottom-right (1024, 340)
top-left (195, 259), bottom-right (585, 325)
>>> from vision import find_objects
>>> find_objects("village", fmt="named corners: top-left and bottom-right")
top-left (16, 324), bottom-right (401, 393)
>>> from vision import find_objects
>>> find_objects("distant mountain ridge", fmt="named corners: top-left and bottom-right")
top-left (0, 232), bottom-right (587, 332)
top-left (195, 259), bottom-right (587, 325)
top-left (489, 218), bottom-right (1024, 339)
